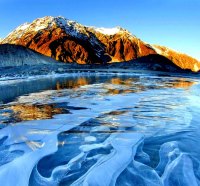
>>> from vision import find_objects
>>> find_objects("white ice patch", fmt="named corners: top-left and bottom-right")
top-left (73, 133), bottom-right (144, 186)
top-left (84, 136), bottom-right (97, 142)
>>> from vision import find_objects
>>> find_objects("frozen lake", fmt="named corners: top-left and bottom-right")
top-left (0, 72), bottom-right (200, 186)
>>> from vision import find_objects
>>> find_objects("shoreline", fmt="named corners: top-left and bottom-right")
top-left (0, 64), bottom-right (199, 81)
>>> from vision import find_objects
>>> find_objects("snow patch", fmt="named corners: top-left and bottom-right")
top-left (150, 45), bottom-right (163, 55)
top-left (94, 27), bottom-right (121, 35)
top-left (16, 23), bottom-right (30, 31)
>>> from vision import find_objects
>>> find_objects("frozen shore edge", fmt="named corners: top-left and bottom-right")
top-left (0, 63), bottom-right (198, 82)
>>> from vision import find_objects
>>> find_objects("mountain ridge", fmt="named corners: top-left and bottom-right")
top-left (1, 16), bottom-right (199, 72)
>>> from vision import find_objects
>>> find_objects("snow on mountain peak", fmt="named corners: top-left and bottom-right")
top-left (4, 16), bottom-right (54, 40)
top-left (3, 16), bottom-right (134, 44)
top-left (2, 16), bottom-right (86, 42)
top-left (92, 26), bottom-right (130, 35)
top-left (16, 22), bottom-right (30, 31)
top-left (93, 27), bottom-right (121, 35)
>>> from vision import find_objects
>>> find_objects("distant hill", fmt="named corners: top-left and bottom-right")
top-left (0, 44), bottom-right (58, 67)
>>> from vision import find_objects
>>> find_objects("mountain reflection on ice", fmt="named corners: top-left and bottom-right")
top-left (0, 73), bottom-right (200, 186)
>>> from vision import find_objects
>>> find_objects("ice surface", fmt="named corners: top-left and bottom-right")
top-left (0, 74), bottom-right (200, 185)
top-left (70, 133), bottom-right (143, 186)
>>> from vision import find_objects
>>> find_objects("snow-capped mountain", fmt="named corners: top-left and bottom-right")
top-left (1, 16), bottom-right (107, 64)
top-left (1, 16), bottom-right (199, 72)
top-left (0, 16), bottom-right (156, 64)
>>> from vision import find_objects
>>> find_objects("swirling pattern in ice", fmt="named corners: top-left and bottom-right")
top-left (0, 74), bottom-right (200, 186)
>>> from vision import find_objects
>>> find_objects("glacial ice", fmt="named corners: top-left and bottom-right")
top-left (0, 74), bottom-right (200, 186)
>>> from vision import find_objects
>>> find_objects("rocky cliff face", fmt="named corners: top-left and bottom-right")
top-left (87, 27), bottom-right (156, 62)
top-left (1, 16), bottom-right (199, 72)
top-left (152, 45), bottom-right (200, 72)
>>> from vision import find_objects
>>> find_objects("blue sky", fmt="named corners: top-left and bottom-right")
top-left (0, 0), bottom-right (200, 60)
